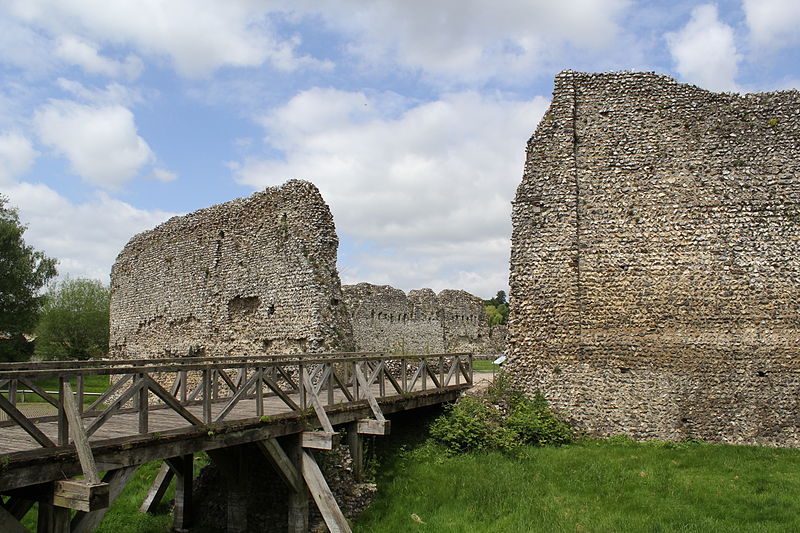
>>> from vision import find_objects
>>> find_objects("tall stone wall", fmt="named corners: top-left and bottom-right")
top-left (508, 71), bottom-right (800, 445)
top-left (110, 180), bottom-right (353, 359)
top-left (342, 283), bottom-right (506, 354)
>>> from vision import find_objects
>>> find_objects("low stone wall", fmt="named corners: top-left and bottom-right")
top-left (342, 283), bottom-right (506, 355)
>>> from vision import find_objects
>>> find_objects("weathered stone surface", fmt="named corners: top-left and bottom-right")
top-left (342, 282), bottom-right (506, 354)
top-left (508, 71), bottom-right (800, 445)
top-left (110, 180), bottom-right (353, 359)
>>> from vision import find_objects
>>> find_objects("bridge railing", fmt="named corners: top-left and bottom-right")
top-left (0, 353), bottom-right (472, 452)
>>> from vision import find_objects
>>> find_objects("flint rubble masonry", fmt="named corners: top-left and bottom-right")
top-left (508, 71), bottom-right (800, 446)
top-left (110, 180), bottom-right (354, 360)
top-left (342, 283), bottom-right (506, 355)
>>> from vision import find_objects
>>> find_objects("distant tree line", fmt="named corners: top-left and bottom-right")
top-left (0, 194), bottom-right (110, 362)
top-left (483, 290), bottom-right (509, 326)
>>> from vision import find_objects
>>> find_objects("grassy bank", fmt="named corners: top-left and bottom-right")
top-left (355, 437), bottom-right (800, 533)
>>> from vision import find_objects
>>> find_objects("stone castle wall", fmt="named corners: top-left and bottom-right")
top-left (110, 180), bottom-right (353, 359)
top-left (342, 283), bottom-right (506, 354)
top-left (508, 71), bottom-right (800, 445)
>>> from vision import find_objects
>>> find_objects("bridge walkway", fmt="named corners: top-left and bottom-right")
top-left (0, 352), bottom-right (472, 533)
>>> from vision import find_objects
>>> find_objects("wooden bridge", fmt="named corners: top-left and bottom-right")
top-left (0, 352), bottom-right (473, 533)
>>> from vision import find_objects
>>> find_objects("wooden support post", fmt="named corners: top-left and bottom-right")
top-left (139, 462), bottom-right (174, 514)
top-left (0, 503), bottom-right (29, 533)
top-left (9, 378), bottom-right (17, 405)
top-left (227, 452), bottom-right (247, 533)
top-left (57, 378), bottom-right (68, 446)
top-left (255, 368), bottom-right (264, 417)
top-left (137, 374), bottom-right (148, 434)
top-left (72, 467), bottom-right (138, 533)
top-left (347, 422), bottom-right (364, 483)
top-left (287, 435), bottom-right (309, 533)
top-left (167, 455), bottom-right (193, 533)
top-left (256, 439), bottom-right (301, 493)
top-left (37, 502), bottom-right (70, 533)
top-left (61, 383), bottom-right (101, 485)
top-left (76, 375), bottom-right (85, 415)
top-left (203, 369), bottom-right (212, 424)
top-left (301, 450), bottom-right (352, 533)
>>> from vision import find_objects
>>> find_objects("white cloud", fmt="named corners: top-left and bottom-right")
top-left (0, 181), bottom-right (176, 282)
top-left (0, 132), bottom-right (38, 184)
top-left (8, 0), bottom-right (329, 77)
top-left (743, 0), bottom-right (800, 50)
top-left (34, 100), bottom-right (154, 188)
top-left (306, 0), bottom-right (630, 82)
top-left (56, 78), bottom-right (144, 107)
top-left (232, 88), bottom-right (549, 296)
top-left (665, 4), bottom-right (741, 92)
top-left (55, 35), bottom-right (143, 79)
top-left (151, 168), bottom-right (177, 182)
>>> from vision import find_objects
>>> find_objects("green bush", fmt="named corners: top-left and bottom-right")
top-left (430, 374), bottom-right (573, 453)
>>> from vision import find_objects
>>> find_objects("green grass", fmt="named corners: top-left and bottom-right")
top-left (1, 375), bottom-right (109, 404)
top-left (21, 455), bottom-right (209, 532)
top-left (355, 437), bottom-right (800, 533)
top-left (472, 360), bottom-right (500, 372)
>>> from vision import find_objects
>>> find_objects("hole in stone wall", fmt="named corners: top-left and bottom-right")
top-left (681, 417), bottom-right (690, 424)
top-left (228, 295), bottom-right (261, 315)
top-left (619, 367), bottom-right (630, 374)
top-left (757, 370), bottom-right (767, 377)
top-left (262, 339), bottom-right (273, 351)
top-left (331, 298), bottom-right (339, 306)
top-left (267, 304), bottom-right (275, 316)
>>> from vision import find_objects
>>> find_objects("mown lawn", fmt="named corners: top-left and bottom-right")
top-left (472, 359), bottom-right (500, 372)
top-left (1, 374), bottom-right (110, 404)
top-left (355, 437), bottom-right (800, 533)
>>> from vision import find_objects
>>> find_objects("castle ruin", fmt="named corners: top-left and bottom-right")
top-left (508, 71), bottom-right (800, 445)
top-left (110, 180), bottom-right (353, 359)
top-left (342, 283), bottom-right (506, 354)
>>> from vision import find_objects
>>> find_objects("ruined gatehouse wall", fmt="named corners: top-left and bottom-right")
top-left (342, 283), bottom-right (506, 354)
top-left (110, 180), bottom-right (353, 359)
top-left (508, 71), bottom-right (800, 445)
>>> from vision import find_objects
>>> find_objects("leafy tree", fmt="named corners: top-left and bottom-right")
top-left (0, 195), bottom-right (57, 361)
top-left (483, 290), bottom-right (509, 325)
top-left (35, 278), bottom-right (110, 360)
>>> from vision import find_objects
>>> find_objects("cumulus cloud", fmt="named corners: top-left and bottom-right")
top-left (306, 0), bottom-right (630, 82)
top-left (666, 4), bottom-right (741, 92)
top-left (0, 132), bottom-right (38, 184)
top-left (743, 0), bottom-right (800, 50)
top-left (55, 35), bottom-right (143, 79)
top-left (56, 78), bottom-right (144, 107)
top-left (34, 100), bottom-right (154, 188)
top-left (151, 168), bottom-right (177, 182)
top-left (7, 0), bottom-right (329, 77)
top-left (232, 88), bottom-right (549, 296)
top-left (0, 181), bottom-right (176, 282)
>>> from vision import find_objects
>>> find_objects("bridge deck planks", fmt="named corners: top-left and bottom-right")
top-left (0, 382), bottom-right (406, 456)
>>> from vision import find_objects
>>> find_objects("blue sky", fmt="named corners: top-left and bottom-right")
top-left (0, 0), bottom-right (798, 299)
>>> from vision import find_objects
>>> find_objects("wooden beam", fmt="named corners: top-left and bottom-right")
top-left (61, 383), bottom-right (100, 485)
top-left (71, 467), bottom-right (138, 533)
top-left (354, 364), bottom-right (386, 422)
top-left (301, 431), bottom-right (338, 450)
top-left (301, 450), bottom-right (351, 533)
top-left (0, 503), bottom-right (29, 533)
top-left (3, 497), bottom-right (34, 521)
top-left (52, 480), bottom-right (108, 512)
top-left (170, 454), bottom-right (193, 533)
top-left (255, 438), bottom-right (301, 493)
top-left (0, 394), bottom-right (56, 448)
top-left (301, 370), bottom-right (334, 433)
top-left (287, 435), bottom-right (309, 533)
top-left (138, 462), bottom-right (174, 514)
top-left (37, 502), bottom-right (70, 533)
top-left (347, 423), bottom-right (364, 483)
top-left (357, 419), bottom-right (391, 435)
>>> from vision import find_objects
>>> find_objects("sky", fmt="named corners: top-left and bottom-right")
top-left (0, 1), bottom-right (798, 300)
